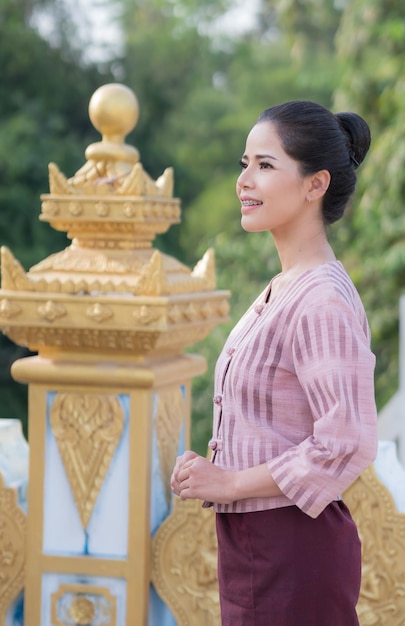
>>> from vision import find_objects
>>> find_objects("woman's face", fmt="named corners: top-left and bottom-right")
top-left (236, 121), bottom-right (315, 235)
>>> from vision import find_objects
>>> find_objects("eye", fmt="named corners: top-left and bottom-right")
top-left (238, 159), bottom-right (248, 170)
top-left (259, 161), bottom-right (273, 170)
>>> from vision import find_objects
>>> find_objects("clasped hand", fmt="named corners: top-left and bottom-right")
top-left (170, 450), bottom-right (236, 505)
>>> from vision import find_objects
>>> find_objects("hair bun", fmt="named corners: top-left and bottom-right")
top-left (335, 112), bottom-right (371, 169)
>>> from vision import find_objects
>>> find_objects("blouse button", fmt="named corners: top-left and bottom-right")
top-left (226, 347), bottom-right (235, 356)
top-left (213, 394), bottom-right (223, 405)
top-left (254, 304), bottom-right (265, 315)
top-left (208, 438), bottom-right (223, 451)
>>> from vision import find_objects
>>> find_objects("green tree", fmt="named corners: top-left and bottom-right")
top-left (333, 0), bottom-right (405, 409)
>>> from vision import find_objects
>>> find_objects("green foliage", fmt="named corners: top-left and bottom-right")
top-left (333, 0), bottom-right (405, 409)
top-left (265, 0), bottom-right (344, 58)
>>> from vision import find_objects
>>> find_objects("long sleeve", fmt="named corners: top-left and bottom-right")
top-left (266, 299), bottom-right (378, 518)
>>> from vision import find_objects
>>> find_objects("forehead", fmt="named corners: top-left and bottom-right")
top-left (244, 121), bottom-right (284, 155)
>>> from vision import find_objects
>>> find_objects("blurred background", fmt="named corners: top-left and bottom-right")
top-left (1, 0), bottom-right (404, 454)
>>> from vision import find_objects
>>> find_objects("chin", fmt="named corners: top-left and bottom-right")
top-left (241, 218), bottom-right (266, 233)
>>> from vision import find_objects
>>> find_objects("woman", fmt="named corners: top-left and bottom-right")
top-left (171, 101), bottom-right (378, 626)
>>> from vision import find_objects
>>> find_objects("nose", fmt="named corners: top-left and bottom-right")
top-left (237, 167), bottom-right (253, 190)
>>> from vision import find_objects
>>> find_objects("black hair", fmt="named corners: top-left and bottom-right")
top-left (257, 101), bottom-right (371, 225)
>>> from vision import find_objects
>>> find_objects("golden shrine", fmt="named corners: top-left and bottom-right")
top-left (0, 82), bottom-right (229, 626)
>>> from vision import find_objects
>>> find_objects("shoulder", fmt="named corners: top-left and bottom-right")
top-left (293, 262), bottom-right (365, 314)
top-left (292, 262), bottom-right (371, 342)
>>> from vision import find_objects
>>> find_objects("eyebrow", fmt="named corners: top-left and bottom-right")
top-left (241, 153), bottom-right (279, 161)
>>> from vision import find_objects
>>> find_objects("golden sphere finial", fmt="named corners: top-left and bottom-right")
top-left (89, 83), bottom-right (139, 141)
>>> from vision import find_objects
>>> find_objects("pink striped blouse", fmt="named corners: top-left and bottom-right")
top-left (208, 261), bottom-right (378, 518)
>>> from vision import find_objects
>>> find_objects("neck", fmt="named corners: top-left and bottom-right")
top-left (272, 221), bottom-right (335, 275)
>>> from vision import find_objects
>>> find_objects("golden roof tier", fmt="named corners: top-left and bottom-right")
top-left (0, 83), bottom-right (230, 359)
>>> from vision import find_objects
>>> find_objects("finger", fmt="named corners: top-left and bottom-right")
top-left (177, 466), bottom-right (192, 484)
top-left (171, 456), bottom-right (187, 481)
top-left (182, 450), bottom-right (199, 463)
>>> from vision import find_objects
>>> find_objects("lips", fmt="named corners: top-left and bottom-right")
top-left (240, 198), bottom-right (263, 213)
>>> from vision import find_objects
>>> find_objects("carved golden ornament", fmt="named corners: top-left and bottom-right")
top-left (201, 302), bottom-right (214, 318)
top-left (44, 83), bottom-right (172, 200)
top-left (344, 465), bottom-right (405, 625)
top-left (86, 303), bottom-right (114, 323)
top-left (42, 200), bottom-right (60, 216)
top-left (2, 244), bottom-right (224, 300)
top-left (118, 162), bottom-right (144, 196)
top-left (0, 83), bottom-right (231, 360)
top-left (69, 596), bottom-right (95, 624)
top-left (168, 305), bottom-right (182, 323)
top-left (151, 497), bottom-right (220, 626)
top-left (0, 298), bottom-right (22, 319)
top-left (137, 250), bottom-right (167, 296)
top-left (191, 248), bottom-right (216, 290)
top-left (51, 583), bottom-right (116, 626)
top-left (37, 300), bottom-right (67, 322)
top-left (49, 392), bottom-right (124, 528)
top-left (123, 202), bottom-right (143, 219)
top-left (50, 160), bottom-right (175, 199)
top-left (95, 201), bottom-right (109, 217)
top-left (30, 246), bottom-right (150, 274)
top-left (184, 303), bottom-right (198, 321)
top-left (132, 305), bottom-right (164, 326)
top-left (68, 201), bottom-right (82, 216)
top-left (39, 205), bottom-right (180, 250)
top-left (155, 389), bottom-right (185, 504)
top-left (4, 326), bottom-right (161, 354)
top-left (0, 246), bottom-right (33, 291)
top-left (0, 474), bottom-right (26, 625)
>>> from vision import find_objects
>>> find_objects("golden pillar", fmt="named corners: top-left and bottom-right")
top-left (0, 83), bottom-right (230, 625)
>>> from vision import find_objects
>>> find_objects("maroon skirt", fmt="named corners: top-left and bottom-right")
top-left (216, 500), bottom-right (361, 626)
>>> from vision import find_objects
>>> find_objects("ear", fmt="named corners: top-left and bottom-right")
top-left (306, 170), bottom-right (331, 202)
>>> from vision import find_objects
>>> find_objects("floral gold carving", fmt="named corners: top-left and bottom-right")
top-left (68, 202), bottom-right (82, 216)
top-left (42, 200), bottom-right (60, 216)
top-left (151, 497), bottom-right (220, 626)
top-left (184, 304), bottom-right (198, 321)
top-left (201, 302), bottom-right (214, 318)
top-left (168, 305), bottom-right (182, 323)
top-left (38, 300), bottom-right (67, 322)
top-left (95, 201), bottom-right (109, 217)
top-left (0, 299), bottom-right (22, 319)
top-left (344, 466), bottom-right (405, 625)
top-left (155, 389), bottom-right (185, 504)
top-left (4, 326), bottom-right (161, 354)
top-left (86, 303), bottom-right (114, 323)
top-left (51, 583), bottom-right (117, 626)
top-left (123, 202), bottom-right (144, 219)
top-left (132, 305), bottom-right (164, 326)
top-left (49, 392), bottom-right (124, 528)
top-left (0, 474), bottom-right (26, 625)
